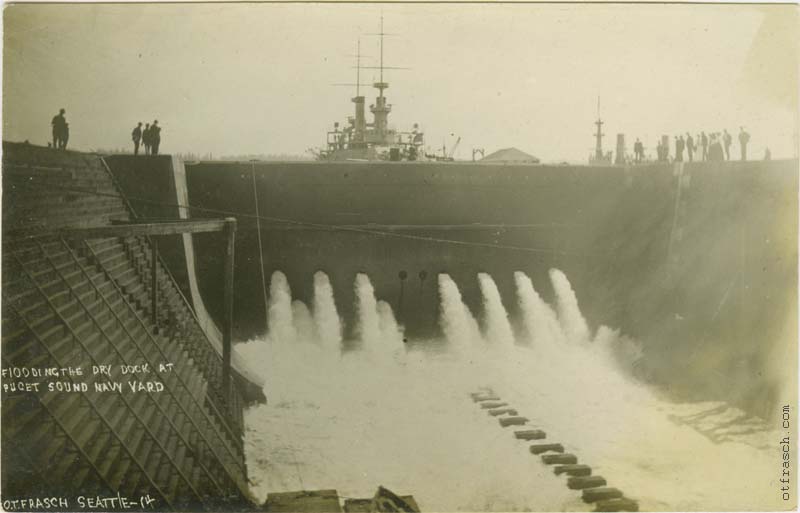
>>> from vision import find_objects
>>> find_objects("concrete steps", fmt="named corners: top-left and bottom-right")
top-left (3, 142), bottom-right (252, 507)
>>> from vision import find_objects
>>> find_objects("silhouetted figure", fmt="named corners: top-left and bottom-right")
top-left (143, 123), bottom-right (152, 155)
top-left (61, 123), bottom-right (69, 150)
top-left (686, 133), bottom-right (695, 162)
top-left (701, 131), bottom-right (708, 161)
top-left (151, 120), bottom-right (161, 155)
top-left (723, 129), bottom-right (732, 160)
top-left (132, 122), bottom-right (143, 155)
top-left (51, 108), bottom-right (67, 149)
top-left (738, 127), bottom-right (750, 161)
top-left (709, 133), bottom-right (724, 162)
top-left (634, 138), bottom-right (644, 163)
top-left (675, 135), bottom-right (685, 162)
top-left (764, 147), bottom-right (771, 161)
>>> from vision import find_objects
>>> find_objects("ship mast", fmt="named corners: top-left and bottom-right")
top-left (594, 96), bottom-right (604, 161)
top-left (371, 15), bottom-right (391, 137)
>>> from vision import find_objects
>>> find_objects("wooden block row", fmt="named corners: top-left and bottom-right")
top-left (480, 401), bottom-right (507, 409)
top-left (567, 476), bottom-right (607, 490)
top-left (529, 443), bottom-right (564, 455)
top-left (515, 429), bottom-right (546, 441)
top-left (488, 408), bottom-right (517, 417)
top-left (499, 416), bottom-right (528, 427)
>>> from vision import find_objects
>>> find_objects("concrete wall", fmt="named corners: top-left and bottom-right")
top-left (104, 156), bottom-right (798, 417)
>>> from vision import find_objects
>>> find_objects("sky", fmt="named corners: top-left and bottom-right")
top-left (3, 3), bottom-right (799, 162)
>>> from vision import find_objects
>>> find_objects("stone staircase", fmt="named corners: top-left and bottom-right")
top-left (2, 142), bottom-right (253, 510)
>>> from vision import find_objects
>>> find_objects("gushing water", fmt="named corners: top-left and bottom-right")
top-left (312, 271), bottom-right (343, 352)
top-left (477, 273), bottom-right (515, 349)
top-left (354, 273), bottom-right (381, 348)
top-left (292, 300), bottom-right (317, 343)
top-left (268, 271), bottom-right (296, 343)
top-left (514, 271), bottom-right (565, 349)
top-left (239, 268), bottom-right (781, 512)
top-left (549, 268), bottom-right (591, 344)
top-left (437, 274), bottom-right (483, 354)
top-left (377, 300), bottom-right (405, 354)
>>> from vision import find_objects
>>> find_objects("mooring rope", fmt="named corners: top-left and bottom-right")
top-left (252, 165), bottom-right (270, 333)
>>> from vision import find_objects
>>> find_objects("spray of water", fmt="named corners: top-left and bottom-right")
top-left (312, 271), bottom-right (343, 352)
top-left (377, 300), bottom-right (405, 354)
top-left (513, 271), bottom-right (565, 350)
top-left (239, 268), bottom-right (782, 512)
top-left (292, 300), bottom-right (317, 343)
top-left (477, 273), bottom-right (515, 349)
top-left (437, 274), bottom-right (483, 354)
top-left (549, 268), bottom-right (591, 344)
top-left (268, 270), bottom-right (296, 344)
top-left (354, 273), bottom-right (382, 348)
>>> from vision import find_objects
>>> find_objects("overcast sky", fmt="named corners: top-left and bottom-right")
top-left (3, 3), bottom-right (798, 162)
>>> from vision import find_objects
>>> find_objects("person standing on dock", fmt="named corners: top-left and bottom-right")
top-left (738, 127), bottom-right (749, 161)
top-left (151, 120), bottom-right (161, 155)
top-left (686, 133), bottom-right (695, 162)
top-left (723, 129), bottom-right (733, 160)
top-left (700, 131), bottom-right (708, 161)
top-left (709, 133), bottom-right (724, 162)
top-left (143, 123), bottom-right (151, 155)
top-left (132, 122), bottom-right (143, 155)
top-left (634, 138), bottom-right (643, 163)
top-left (675, 135), bottom-right (685, 162)
top-left (51, 108), bottom-right (67, 149)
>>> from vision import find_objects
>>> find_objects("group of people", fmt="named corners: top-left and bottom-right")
top-left (49, 109), bottom-right (163, 155)
top-left (131, 121), bottom-right (162, 155)
top-left (633, 127), bottom-right (755, 164)
top-left (50, 108), bottom-right (69, 149)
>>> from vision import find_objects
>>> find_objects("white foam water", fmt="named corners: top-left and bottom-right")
top-left (514, 271), bottom-right (565, 351)
top-left (549, 268), bottom-right (591, 345)
top-left (267, 270), bottom-right (296, 344)
top-left (291, 300), bottom-right (317, 344)
top-left (354, 273), bottom-right (382, 349)
top-left (477, 272), bottom-right (515, 349)
top-left (437, 274), bottom-right (484, 354)
top-left (312, 271), bottom-right (343, 353)
top-left (239, 269), bottom-right (782, 511)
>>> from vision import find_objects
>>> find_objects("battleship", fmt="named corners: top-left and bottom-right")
top-left (315, 22), bottom-right (427, 162)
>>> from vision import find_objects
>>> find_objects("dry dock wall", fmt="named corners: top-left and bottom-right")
top-left (104, 156), bottom-right (797, 417)
top-left (2, 142), bottom-right (255, 509)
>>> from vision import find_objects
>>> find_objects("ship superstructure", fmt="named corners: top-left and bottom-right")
top-left (319, 18), bottom-right (425, 161)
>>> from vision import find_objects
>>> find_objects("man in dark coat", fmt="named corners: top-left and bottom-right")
top-left (143, 123), bottom-right (151, 155)
top-left (700, 131), bottom-right (708, 161)
top-left (150, 120), bottom-right (161, 155)
top-left (51, 108), bottom-right (67, 149)
top-left (132, 122), bottom-right (143, 155)
top-left (738, 127), bottom-right (749, 161)
top-left (686, 133), bottom-right (695, 162)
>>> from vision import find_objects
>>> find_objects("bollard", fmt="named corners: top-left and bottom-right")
top-left (498, 416), bottom-right (528, 427)
top-left (488, 408), bottom-right (517, 417)
top-left (594, 498), bottom-right (639, 512)
top-left (480, 401), bottom-right (507, 409)
top-left (542, 453), bottom-right (578, 465)
top-left (567, 476), bottom-right (607, 490)
top-left (515, 429), bottom-right (546, 441)
top-left (582, 488), bottom-right (623, 503)
top-left (529, 443), bottom-right (564, 455)
top-left (554, 464), bottom-right (592, 477)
